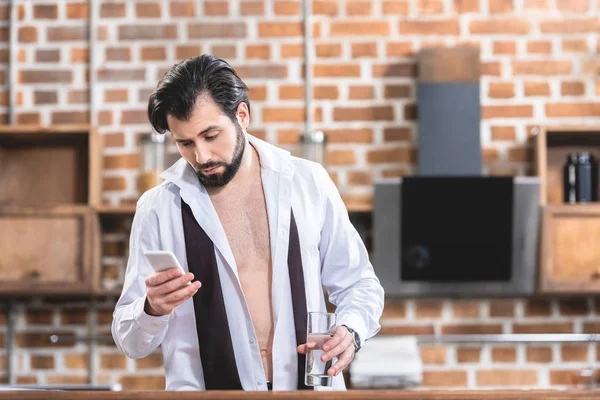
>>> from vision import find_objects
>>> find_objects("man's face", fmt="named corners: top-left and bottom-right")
top-left (167, 95), bottom-right (248, 188)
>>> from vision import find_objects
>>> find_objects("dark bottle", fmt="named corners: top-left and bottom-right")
top-left (575, 152), bottom-right (597, 203)
top-left (563, 153), bottom-right (578, 203)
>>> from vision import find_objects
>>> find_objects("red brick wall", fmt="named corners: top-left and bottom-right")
top-left (1, 0), bottom-right (600, 391)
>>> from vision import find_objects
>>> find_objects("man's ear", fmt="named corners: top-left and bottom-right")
top-left (236, 102), bottom-right (250, 130)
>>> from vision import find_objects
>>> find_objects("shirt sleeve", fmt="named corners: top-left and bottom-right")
top-left (111, 195), bottom-right (171, 359)
top-left (316, 165), bottom-right (385, 344)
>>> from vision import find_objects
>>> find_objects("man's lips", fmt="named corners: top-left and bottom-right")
top-left (201, 166), bottom-right (221, 175)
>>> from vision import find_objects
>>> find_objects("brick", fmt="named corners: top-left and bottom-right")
top-left (491, 126), bottom-right (517, 141)
top-left (34, 91), bottom-right (57, 105)
top-left (47, 27), bottom-right (86, 41)
top-left (373, 63), bottom-right (416, 77)
top-left (527, 40), bottom-right (552, 54)
top-left (314, 64), bottom-right (361, 78)
top-left (347, 1), bottom-right (372, 15)
top-left (453, 0), bottom-right (479, 12)
top-left (482, 62), bottom-right (502, 76)
top-left (248, 86), bottom-right (267, 101)
top-left (423, 371), bottom-right (468, 387)
top-left (546, 103), bottom-right (600, 117)
top-left (351, 42), bottom-right (377, 58)
top-left (483, 148), bottom-right (499, 163)
top-left (246, 44), bottom-right (270, 60)
top-left (387, 42), bottom-right (413, 57)
top-left (477, 370), bottom-right (538, 386)
top-left (415, 300), bottom-right (443, 318)
top-left (384, 127), bottom-right (411, 142)
top-left (489, 82), bottom-right (515, 98)
top-left (260, 22), bottom-right (304, 38)
top-left (36, 49), bottom-right (60, 63)
top-left (240, 1), bottom-right (264, 15)
top-left (105, 89), bottom-right (128, 103)
top-left (331, 21), bottom-right (389, 36)
top-left (67, 3), bottom-right (88, 19)
top-left (489, 0), bottom-right (513, 12)
top-left (382, 168), bottom-right (410, 178)
top-left (119, 376), bottom-right (166, 390)
top-left (470, 19), bottom-right (530, 34)
top-left (17, 332), bottom-right (74, 348)
top-left (211, 45), bottom-right (236, 59)
top-left (16, 112), bottom-right (40, 125)
top-left (105, 47), bottom-right (130, 62)
top-left (71, 48), bottom-right (88, 63)
top-left (334, 106), bottom-right (394, 122)
top-left (274, 0), bottom-right (299, 14)
top-left (277, 130), bottom-right (300, 144)
top-left (492, 347), bottom-right (517, 363)
top-left (493, 41), bottom-right (517, 55)
top-left (421, 346), bottom-right (446, 364)
top-left (104, 177), bottom-right (127, 191)
top-left (368, 147), bottom-right (414, 164)
top-left (550, 369), bottom-right (592, 385)
top-left (312, 43), bottom-right (338, 59)
top-left (419, 0), bottom-right (445, 13)
top-left (119, 25), bottom-right (177, 40)
top-left (558, 0), bottom-right (590, 11)
top-left (563, 39), bottom-right (588, 53)
top-left (141, 46), bottom-right (166, 61)
top-left (324, 128), bottom-right (373, 143)
top-left (137, 353), bottom-right (163, 369)
top-left (558, 298), bottom-right (589, 315)
top-left (52, 111), bottom-right (88, 125)
top-left (561, 81), bottom-right (586, 96)
top-left (205, 1), bottom-right (229, 15)
top-left (31, 355), bottom-right (54, 370)
top-left (327, 150), bottom-right (356, 165)
top-left (540, 18), bottom-right (598, 33)
top-left (442, 324), bottom-right (503, 335)
top-left (101, 354), bottom-right (127, 370)
top-left (104, 154), bottom-right (139, 170)
top-left (347, 171), bottom-right (373, 186)
top-left (382, 300), bottom-right (405, 319)
top-left (101, 3), bottom-right (125, 18)
top-left (18, 26), bottom-right (37, 43)
top-left (48, 375), bottom-right (88, 385)
top-left (262, 107), bottom-right (304, 123)
top-left (508, 146), bottom-right (532, 162)
top-left (379, 325), bottom-right (435, 335)
top-left (525, 82), bottom-right (551, 96)
top-left (451, 300), bottom-right (481, 318)
top-left (457, 348), bottom-right (480, 363)
top-left (169, 2), bottom-right (194, 17)
top-left (382, 1), bottom-right (410, 14)
top-left (349, 85), bottom-right (373, 99)
top-left (98, 69), bottom-right (145, 82)
top-left (33, 4), bottom-right (58, 19)
top-left (404, 104), bottom-right (417, 120)
top-left (176, 45), bottom-right (201, 60)
top-left (235, 65), bottom-right (287, 79)
top-left (314, 0), bottom-right (338, 15)
top-left (527, 347), bottom-right (553, 363)
top-left (61, 309), bottom-right (88, 325)
top-left (524, 0), bottom-right (550, 9)
top-left (513, 323), bottom-right (573, 334)
top-left (188, 22), bottom-right (245, 38)
top-left (399, 20), bottom-right (459, 35)
top-left (26, 309), bottom-right (54, 325)
top-left (278, 85), bottom-right (302, 100)
top-left (135, 2), bottom-right (161, 18)
top-left (561, 344), bottom-right (589, 362)
top-left (583, 322), bottom-right (600, 333)
top-left (120, 110), bottom-right (147, 125)
top-left (17, 376), bottom-right (37, 385)
top-left (68, 90), bottom-right (88, 104)
top-left (482, 105), bottom-right (533, 119)
top-left (314, 86), bottom-right (338, 99)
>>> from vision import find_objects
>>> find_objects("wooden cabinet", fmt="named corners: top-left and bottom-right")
top-left (534, 126), bottom-right (600, 294)
top-left (0, 125), bottom-right (102, 295)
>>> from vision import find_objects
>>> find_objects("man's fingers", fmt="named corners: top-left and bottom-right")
top-left (321, 332), bottom-right (353, 362)
top-left (145, 267), bottom-right (183, 287)
top-left (153, 273), bottom-right (195, 295)
top-left (328, 345), bottom-right (355, 377)
top-left (322, 326), bottom-right (348, 353)
top-left (297, 342), bottom-right (317, 355)
top-left (164, 281), bottom-right (201, 304)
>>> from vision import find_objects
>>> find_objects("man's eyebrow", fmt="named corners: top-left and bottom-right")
top-left (174, 126), bottom-right (220, 142)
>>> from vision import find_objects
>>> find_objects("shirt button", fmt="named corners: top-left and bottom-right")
top-left (257, 381), bottom-right (263, 386)
top-left (249, 338), bottom-right (255, 344)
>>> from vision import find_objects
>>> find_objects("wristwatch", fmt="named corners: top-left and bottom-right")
top-left (342, 325), bottom-right (361, 353)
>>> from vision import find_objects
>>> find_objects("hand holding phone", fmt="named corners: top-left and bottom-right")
top-left (143, 251), bottom-right (201, 316)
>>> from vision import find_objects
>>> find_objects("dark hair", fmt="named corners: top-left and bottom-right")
top-left (147, 55), bottom-right (250, 134)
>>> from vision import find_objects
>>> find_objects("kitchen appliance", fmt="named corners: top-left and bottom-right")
top-left (373, 47), bottom-right (541, 296)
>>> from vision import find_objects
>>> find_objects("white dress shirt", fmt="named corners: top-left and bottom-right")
top-left (112, 135), bottom-right (385, 391)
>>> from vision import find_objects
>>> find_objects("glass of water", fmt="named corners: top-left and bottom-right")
top-left (305, 312), bottom-right (336, 387)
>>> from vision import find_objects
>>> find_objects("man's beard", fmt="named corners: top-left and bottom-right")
top-left (194, 121), bottom-right (246, 188)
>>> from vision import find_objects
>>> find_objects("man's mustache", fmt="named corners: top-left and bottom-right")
top-left (194, 162), bottom-right (226, 172)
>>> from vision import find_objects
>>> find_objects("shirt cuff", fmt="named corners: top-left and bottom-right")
top-left (133, 295), bottom-right (170, 335)
top-left (336, 313), bottom-right (368, 347)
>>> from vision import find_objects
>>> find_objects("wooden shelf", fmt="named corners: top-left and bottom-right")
top-left (95, 204), bottom-right (137, 215)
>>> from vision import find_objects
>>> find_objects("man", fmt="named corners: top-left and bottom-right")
top-left (112, 54), bottom-right (384, 391)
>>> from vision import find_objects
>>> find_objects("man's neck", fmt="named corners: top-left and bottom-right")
top-left (206, 141), bottom-right (260, 196)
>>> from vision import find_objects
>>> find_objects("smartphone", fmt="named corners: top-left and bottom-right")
top-left (143, 250), bottom-right (187, 275)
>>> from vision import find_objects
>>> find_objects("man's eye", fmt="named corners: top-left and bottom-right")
top-left (180, 141), bottom-right (192, 147)
top-left (205, 134), bottom-right (218, 141)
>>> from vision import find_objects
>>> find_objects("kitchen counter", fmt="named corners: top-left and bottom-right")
top-left (0, 390), bottom-right (598, 400)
